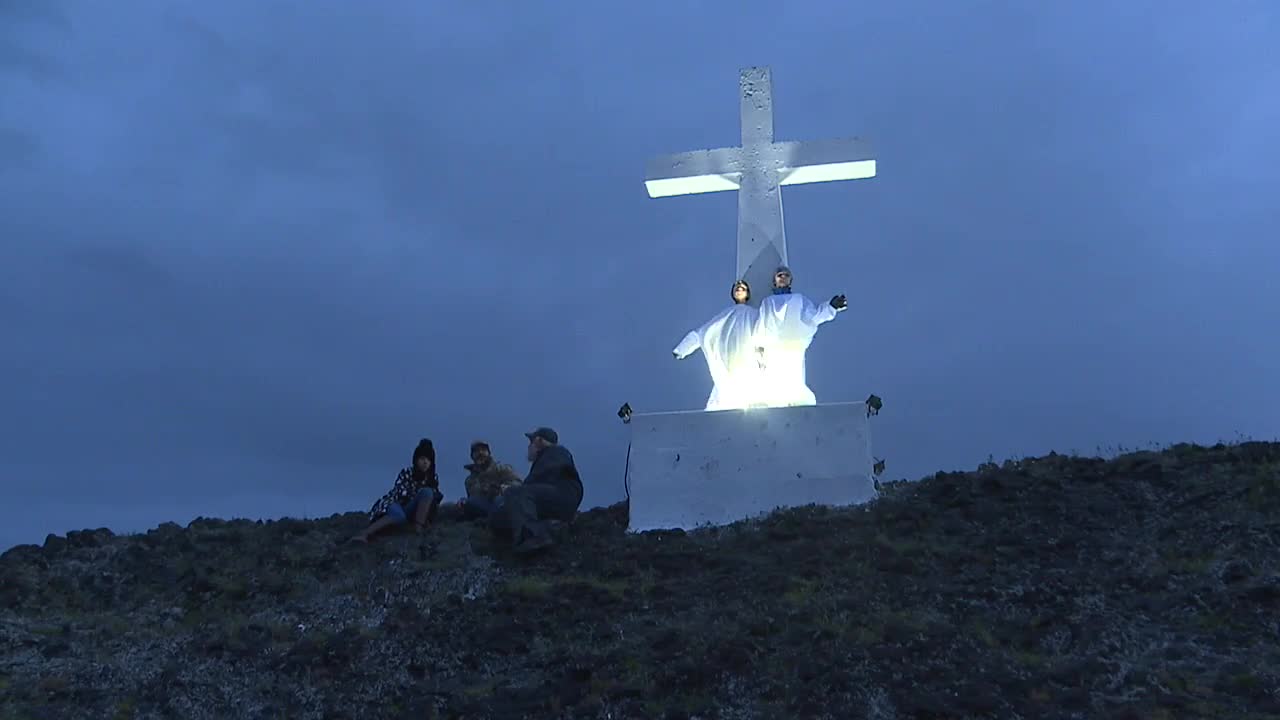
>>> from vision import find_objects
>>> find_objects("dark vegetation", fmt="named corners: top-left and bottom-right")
top-left (2, 441), bottom-right (1278, 719)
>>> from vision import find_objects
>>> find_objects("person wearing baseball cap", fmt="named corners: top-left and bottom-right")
top-left (489, 426), bottom-right (583, 553)
top-left (524, 427), bottom-right (559, 445)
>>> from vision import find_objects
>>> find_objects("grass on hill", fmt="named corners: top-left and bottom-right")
top-left (1, 441), bottom-right (1278, 719)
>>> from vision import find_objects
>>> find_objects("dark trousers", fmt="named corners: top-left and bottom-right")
top-left (460, 495), bottom-right (501, 520)
top-left (489, 483), bottom-right (581, 541)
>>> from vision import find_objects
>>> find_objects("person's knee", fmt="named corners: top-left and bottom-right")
top-left (385, 504), bottom-right (408, 524)
top-left (415, 488), bottom-right (439, 504)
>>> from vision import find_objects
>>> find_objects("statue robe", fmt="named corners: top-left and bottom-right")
top-left (673, 303), bottom-right (762, 411)
top-left (754, 291), bottom-right (839, 407)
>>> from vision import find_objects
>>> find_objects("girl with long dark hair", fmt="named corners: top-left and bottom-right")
top-left (350, 438), bottom-right (442, 543)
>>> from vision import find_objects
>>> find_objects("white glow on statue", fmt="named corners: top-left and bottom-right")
top-left (674, 280), bottom-right (765, 411)
top-left (752, 266), bottom-right (846, 408)
top-left (675, 272), bottom-right (846, 411)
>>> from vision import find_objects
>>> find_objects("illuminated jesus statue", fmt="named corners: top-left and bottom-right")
top-left (646, 66), bottom-right (875, 410)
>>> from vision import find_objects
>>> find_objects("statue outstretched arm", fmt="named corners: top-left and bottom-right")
top-left (804, 294), bottom-right (841, 326)
top-left (673, 330), bottom-right (700, 359)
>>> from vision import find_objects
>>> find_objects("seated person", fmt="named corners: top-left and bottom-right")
top-left (458, 440), bottom-right (523, 520)
top-left (489, 427), bottom-right (584, 554)
top-left (350, 438), bottom-right (442, 543)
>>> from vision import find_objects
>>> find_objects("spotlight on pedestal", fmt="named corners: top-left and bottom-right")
top-left (866, 394), bottom-right (883, 417)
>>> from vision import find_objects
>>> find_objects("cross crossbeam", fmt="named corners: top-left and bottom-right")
top-left (645, 67), bottom-right (876, 305)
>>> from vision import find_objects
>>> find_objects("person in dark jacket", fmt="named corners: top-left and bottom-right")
top-left (350, 438), bottom-right (443, 543)
top-left (489, 426), bottom-right (583, 553)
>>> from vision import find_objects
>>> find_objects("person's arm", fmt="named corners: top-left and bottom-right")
top-left (494, 464), bottom-right (523, 494)
top-left (472, 467), bottom-right (501, 498)
top-left (497, 464), bottom-right (522, 484)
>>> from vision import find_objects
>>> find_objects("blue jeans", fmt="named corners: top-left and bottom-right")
top-left (386, 488), bottom-right (442, 524)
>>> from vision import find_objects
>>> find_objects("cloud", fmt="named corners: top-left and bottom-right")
top-left (0, 127), bottom-right (39, 172)
top-left (1, 1), bottom-right (1277, 550)
top-left (0, 2), bottom-right (71, 85)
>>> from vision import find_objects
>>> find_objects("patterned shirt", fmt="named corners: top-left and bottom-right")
top-left (368, 467), bottom-right (438, 522)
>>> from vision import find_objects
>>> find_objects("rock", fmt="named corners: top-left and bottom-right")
top-left (954, 680), bottom-right (1003, 714)
top-left (0, 544), bottom-right (42, 563)
top-left (1240, 575), bottom-right (1280, 606)
top-left (65, 528), bottom-right (113, 548)
top-left (1221, 559), bottom-right (1254, 584)
top-left (143, 522), bottom-right (183, 547)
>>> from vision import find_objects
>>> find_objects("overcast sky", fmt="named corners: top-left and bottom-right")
top-left (2, 2), bottom-right (1276, 550)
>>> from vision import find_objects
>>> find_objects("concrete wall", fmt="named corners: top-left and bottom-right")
top-left (625, 401), bottom-right (877, 532)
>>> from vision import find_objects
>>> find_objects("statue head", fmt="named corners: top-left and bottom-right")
top-left (731, 279), bottom-right (751, 304)
top-left (773, 266), bottom-right (793, 289)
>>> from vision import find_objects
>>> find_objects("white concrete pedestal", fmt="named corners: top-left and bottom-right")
top-left (624, 401), bottom-right (877, 532)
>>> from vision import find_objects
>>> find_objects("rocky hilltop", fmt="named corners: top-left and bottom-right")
top-left (2, 442), bottom-right (1278, 720)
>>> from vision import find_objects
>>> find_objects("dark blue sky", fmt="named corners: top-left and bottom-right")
top-left (2, 2), bottom-right (1276, 550)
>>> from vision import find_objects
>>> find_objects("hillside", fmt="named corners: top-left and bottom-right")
top-left (2, 442), bottom-right (1278, 720)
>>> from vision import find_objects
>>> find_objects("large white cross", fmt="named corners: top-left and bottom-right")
top-left (645, 66), bottom-right (876, 306)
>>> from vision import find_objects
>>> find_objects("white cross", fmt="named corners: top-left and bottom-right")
top-left (645, 66), bottom-right (876, 305)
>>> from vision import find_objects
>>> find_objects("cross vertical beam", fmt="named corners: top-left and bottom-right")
top-left (645, 66), bottom-right (876, 307)
top-left (736, 67), bottom-right (786, 304)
